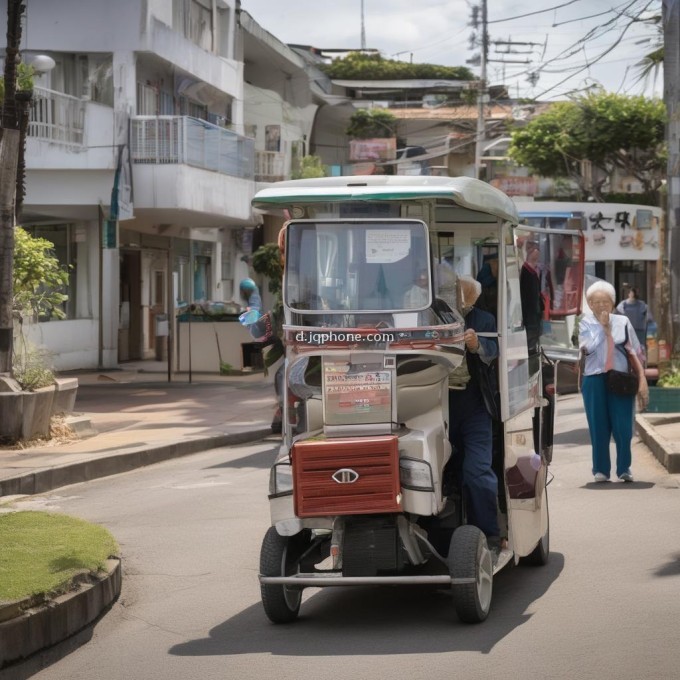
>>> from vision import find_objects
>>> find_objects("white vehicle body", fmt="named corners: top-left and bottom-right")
top-left (252, 176), bottom-right (583, 623)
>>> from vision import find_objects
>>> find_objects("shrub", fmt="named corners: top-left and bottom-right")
top-left (346, 108), bottom-right (397, 139)
top-left (12, 342), bottom-right (55, 391)
top-left (657, 362), bottom-right (680, 387)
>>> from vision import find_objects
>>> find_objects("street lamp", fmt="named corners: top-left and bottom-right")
top-left (25, 54), bottom-right (56, 74)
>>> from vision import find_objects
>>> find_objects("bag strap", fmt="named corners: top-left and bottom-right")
top-left (614, 325), bottom-right (635, 373)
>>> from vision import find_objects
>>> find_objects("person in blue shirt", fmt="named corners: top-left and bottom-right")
top-left (616, 287), bottom-right (650, 352)
top-left (239, 278), bottom-right (262, 313)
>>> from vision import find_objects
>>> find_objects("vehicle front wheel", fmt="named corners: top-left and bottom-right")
top-left (259, 527), bottom-right (307, 623)
top-left (448, 525), bottom-right (493, 623)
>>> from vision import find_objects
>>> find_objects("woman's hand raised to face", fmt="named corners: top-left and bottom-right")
top-left (587, 291), bottom-right (614, 331)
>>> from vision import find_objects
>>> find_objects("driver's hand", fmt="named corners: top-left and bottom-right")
top-left (464, 329), bottom-right (480, 353)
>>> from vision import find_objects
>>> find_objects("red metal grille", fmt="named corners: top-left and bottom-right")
top-left (292, 436), bottom-right (401, 517)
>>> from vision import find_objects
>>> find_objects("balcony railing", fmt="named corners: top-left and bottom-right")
top-left (131, 116), bottom-right (255, 180)
top-left (29, 87), bottom-right (85, 146)
top-left (255, 150), bottom-right (286, 182)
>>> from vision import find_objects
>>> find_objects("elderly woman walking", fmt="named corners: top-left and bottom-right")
top-left (579, 281), bottom-right (649, 482)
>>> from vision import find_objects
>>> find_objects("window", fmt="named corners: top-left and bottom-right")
top-left (89, 55), bottom-right (113, 106)
top-left (174, 239), bottom-right (192, 306)
top-left (137, 82), bottom-right (159, 115)
top-left (174, 0), bottom-right (213, 51)
top-left (152, 271), bottom-right (165, 307)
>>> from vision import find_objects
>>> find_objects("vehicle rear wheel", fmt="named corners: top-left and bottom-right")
top-left (448, 525), bottom-right (493, 623)
top-left (522, 487), bottom-right (550, 566)
top-left (260, 527), bottom-right (307, 623)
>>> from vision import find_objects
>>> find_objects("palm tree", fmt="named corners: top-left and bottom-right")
top-left (634, 13), bottom-right (663, 91)
top-left (0, 0), bottom-right (25, 374)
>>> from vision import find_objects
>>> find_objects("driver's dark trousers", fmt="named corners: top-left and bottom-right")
top-left (448, 385), bottom-right (500, 538)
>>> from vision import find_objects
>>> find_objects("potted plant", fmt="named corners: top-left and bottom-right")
top-left (0, 227), bottom-right (72, 443)
top-left (647, 361), bottom-right (680, 413)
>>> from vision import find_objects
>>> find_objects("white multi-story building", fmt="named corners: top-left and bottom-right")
top-left (2, 0), bottom-right (251, 369)
top-left (2, 0), bottom-right (333, 371)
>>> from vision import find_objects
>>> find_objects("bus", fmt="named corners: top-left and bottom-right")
top-left (515, 200), bottom-right (663, 372)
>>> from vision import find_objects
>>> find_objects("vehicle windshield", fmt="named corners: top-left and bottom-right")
top-left (285, 220), bottom-right (432, 313)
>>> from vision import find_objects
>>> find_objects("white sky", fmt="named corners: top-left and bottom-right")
top-left (241, 0), bottom-right (663, 101)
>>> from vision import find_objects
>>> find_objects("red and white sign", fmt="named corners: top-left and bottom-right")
top-left (491, 176), bottom-right (538, 196)
top-left (349, 138), bottom-right (397, 161)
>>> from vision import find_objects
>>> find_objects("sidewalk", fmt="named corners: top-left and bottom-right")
top-left (0, 362), bottom-right (278, 499)
top-left (1, 363), bottom-right (279, 670)
top-left (2, 363), bottom-right (678, 497)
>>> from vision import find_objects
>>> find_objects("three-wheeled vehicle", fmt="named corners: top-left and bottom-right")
top-left (252, 176), bottom-right (584, 624)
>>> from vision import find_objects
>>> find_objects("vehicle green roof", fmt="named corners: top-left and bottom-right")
top-left (252, 176), bottom-right (519, 224)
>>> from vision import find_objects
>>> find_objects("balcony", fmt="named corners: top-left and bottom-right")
top-left (29, 86), bottom-right (85, 147)
top-left (131, 116), bottom-right (255, 180)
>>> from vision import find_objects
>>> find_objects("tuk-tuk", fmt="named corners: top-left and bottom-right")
top-left (251, 176), bottom-right (584, 624)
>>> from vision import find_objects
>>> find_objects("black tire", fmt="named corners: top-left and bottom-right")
top-left (522, 487), bottom-right (550, 566)
top-left (259, 527), bottom-right (306, 623)
top-left (448, 525), bottom-right (493, 623)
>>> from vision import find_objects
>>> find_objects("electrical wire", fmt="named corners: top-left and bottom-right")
top-left (488, 0), bottom-right (584, 25)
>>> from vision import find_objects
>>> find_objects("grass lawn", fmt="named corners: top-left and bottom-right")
top-left (0, 511), bottom-right (119, 602)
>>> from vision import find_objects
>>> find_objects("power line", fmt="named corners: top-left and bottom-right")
top-left (488, 0), bottom-right (584, 25)
top-left (491, 0), bottom-right (653, 95)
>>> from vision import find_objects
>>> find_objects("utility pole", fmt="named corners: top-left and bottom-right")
top-left (664, 0), bottom-right (680, 355)
top-left (360, 0), bottom-right (366, 50)
top-left (0, 0), bottom-right (24, 375)
top-left (473, 0), bottom-right (488, 180)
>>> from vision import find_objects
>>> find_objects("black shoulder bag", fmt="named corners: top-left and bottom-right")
top-left (605, 326), bottom-right (639, 397)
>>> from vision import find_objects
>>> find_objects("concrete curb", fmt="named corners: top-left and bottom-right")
top-left (0, 558), bottom-right (122, 669)
top-left (0, 427), bottom-right (273, 498)
top-left (635, 415), bottom-right (680, 474)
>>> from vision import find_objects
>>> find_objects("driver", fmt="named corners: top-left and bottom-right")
top-left (444, 275), bottom-right (503, 556)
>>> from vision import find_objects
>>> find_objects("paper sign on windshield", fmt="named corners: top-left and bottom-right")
top-left (366, 230), bottom-right (411, 263)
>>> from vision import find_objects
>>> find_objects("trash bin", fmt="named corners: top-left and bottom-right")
top-left (155, 314), bottom-right (169, 361)
top-left (242, 342), bottom-right (264, 370)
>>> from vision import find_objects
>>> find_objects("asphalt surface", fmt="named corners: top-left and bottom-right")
top-left (0, 361), bottom-right (678, 672)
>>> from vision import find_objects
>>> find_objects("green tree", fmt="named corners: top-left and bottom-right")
top-left (508, 92), bottom-right (666, 201)
top-left (292, 155), bottom-right (327, 179)
top-left (634, 13), bottom-right (663, 89)
top-left (250, 242), bottom-right (284, 371)
top-left (13, 227), bottom-right (69, 319)
top-left (251, 243), bottom-right (283, 300)
top-left (346, 108), bottom-right (397, 139)
top-left (321, 51), bottom-right (473, 81)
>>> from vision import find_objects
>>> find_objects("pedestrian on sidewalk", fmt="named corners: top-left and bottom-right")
top-left (579, 280), bottom-right (649, 483)
top-left (616, 287), bottom-right (650, 357)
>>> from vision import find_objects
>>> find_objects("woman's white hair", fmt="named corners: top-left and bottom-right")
top-left (586, 280), bottom-right (616, 304)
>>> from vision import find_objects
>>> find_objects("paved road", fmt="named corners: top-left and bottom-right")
top-left (8, 396), bottom-right (680, 680)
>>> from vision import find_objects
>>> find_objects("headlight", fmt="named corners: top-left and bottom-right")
top-left (399, 458), bottom-right (434, 491)
top-left (269, 462), bottom-right (293, 496)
